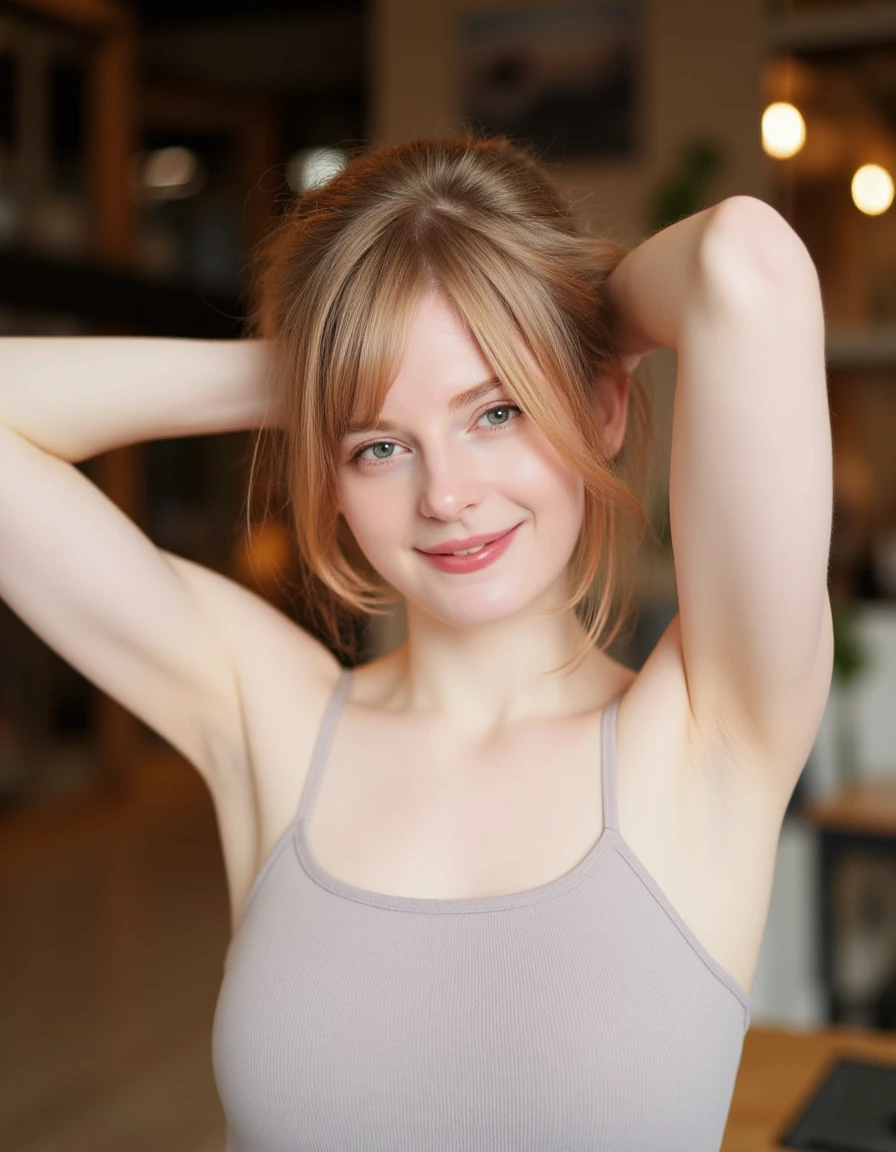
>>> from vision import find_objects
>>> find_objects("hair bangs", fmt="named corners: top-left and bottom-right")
top-left (323, 229), bottom-right (436, 446)
top-left (421, 217), bottom-right (602, 483)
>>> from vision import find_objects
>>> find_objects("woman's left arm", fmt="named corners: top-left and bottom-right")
top-left (607, 196), bottom-right (834, 805)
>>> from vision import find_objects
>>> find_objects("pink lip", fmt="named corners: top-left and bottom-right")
top-left (415, 523), bottom-right (522, 575)
top-left (417, 524), bottom-right (519, 555)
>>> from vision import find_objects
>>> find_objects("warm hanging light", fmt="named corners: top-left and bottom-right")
top-left (761, 102), bottom-right (806, 159)
top-left (851, 163), bottom-right (894, 216)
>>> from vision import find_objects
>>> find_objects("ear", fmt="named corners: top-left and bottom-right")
top-left (590, 365), bottom-right (632, 459)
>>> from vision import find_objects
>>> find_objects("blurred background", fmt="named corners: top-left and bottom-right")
top-left (1, 0), bottom-right (896, 1148)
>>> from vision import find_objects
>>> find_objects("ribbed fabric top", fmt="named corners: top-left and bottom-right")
top-left (213, 667), bottom-right (751, 1152)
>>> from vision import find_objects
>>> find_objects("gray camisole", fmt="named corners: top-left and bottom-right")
top-left (213, 667), bottom-right (751, 1151)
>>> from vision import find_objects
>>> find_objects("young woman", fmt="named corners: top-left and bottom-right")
top-left (0, 136), bottom-right (832, 1150)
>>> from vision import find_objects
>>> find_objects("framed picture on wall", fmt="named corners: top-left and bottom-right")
top-left (459, 0), bottom-right (643, 163)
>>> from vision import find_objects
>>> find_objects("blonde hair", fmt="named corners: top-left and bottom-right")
top-left (246, 134), bottom-right (658, 672)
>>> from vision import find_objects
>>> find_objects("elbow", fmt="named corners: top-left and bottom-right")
top-left (700, 196), bottom-right (821, 303)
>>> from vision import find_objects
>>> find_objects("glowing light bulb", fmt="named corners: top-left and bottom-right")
top-left (851, 164), bottom-right (894, 216)
top-left (761, 102), bottom-right (806, 159)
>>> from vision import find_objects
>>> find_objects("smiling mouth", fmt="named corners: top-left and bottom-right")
top-left (434, 540), bottom-right (495, 557)
top-left (415, 524), bottom-right (523, 571)
top-left (422, 525), bottom-right (518, 557)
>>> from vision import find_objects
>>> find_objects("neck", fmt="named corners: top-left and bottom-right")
top-left (384, 599), bottom-right (609, 741)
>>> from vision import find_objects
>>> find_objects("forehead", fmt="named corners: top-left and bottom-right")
top-left (340, 285), bottom-right (546, 438)
top-left (384, 290), bottom-right (492, 407)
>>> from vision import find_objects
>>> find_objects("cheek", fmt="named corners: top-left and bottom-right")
top-left (334, 479), bottom-right (398, 556)
top-left (554, 478), bottom-right (586, 543)
top-left (516, 436), bottom-right (584, 510)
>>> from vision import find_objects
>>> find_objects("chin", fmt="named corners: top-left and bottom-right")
top-left (407, 574), bottom-right (566, 629)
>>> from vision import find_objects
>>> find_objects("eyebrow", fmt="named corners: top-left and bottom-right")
top-left (344, 377), bottom-right (502, 436)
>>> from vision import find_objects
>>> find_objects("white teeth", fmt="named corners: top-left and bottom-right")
top-left (451, 544), bottom-right (486, 556)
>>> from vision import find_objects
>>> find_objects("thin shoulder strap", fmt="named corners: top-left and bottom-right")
top-left (295, 666), bottom-right (353, 823)
top-left (601, 694), bottom-right (624, 835)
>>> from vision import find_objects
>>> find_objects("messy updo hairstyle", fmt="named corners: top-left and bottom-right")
top-left (246, 134), bottom-right (658, 672)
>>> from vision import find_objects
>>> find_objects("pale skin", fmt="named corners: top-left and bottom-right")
top-left (334, 287), bottom-right (629, 739)
top-left (0, 196), bottom-right (833, 998)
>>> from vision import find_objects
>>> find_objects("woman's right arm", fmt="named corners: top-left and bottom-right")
top-left (0, 337), bottom-right (278, 461)
top-left (0, 337), bottom-right (336, 794)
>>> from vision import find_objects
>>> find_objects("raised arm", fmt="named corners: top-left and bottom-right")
top-left (0, 337), bottom-right (278, 461)
top-left (606, 196), bottom-right (834, 806)
top-left (0, 336), bottom-right (335, 799)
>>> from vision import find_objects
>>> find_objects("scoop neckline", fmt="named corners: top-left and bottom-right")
top-left (293, 816), bottom-right (620, 914)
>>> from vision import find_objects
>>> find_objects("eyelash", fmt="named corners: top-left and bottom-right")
top-left (349, 403), bottom-right (523, 468)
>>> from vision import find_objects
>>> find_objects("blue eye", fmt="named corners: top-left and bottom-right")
top-left (351, 440), bottom-right (399, 464)
top-left (350, 402), bottom-right (522, 467)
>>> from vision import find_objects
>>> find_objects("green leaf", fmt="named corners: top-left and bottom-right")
top-left (831, 601), bottom-right (872, 682)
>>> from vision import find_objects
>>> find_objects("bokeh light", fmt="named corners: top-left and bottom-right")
top-left (850, 163), bottom-right (894, 216)
top-left (133, 147), bottom-right (207, 201)
top-left (762, 101), bottom-right (806, 159)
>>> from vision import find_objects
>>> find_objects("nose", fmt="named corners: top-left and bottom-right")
top-left (418, 441), bottom-right (483, 520)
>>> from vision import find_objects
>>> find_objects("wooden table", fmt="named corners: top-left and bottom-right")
top-left (722, 1023), bottom-right (896, 1150)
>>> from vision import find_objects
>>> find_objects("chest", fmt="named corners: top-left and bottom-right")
top-left (308, 714), bottom-right (609, 901)
top-left (215, 848), bottom-right (747, 1152)
top-left (232, 659), bottom-right (783, 1003)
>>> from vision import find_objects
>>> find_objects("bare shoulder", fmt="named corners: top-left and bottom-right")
top-left (163, 552), bottom-right (346, 921)
top-left (162, 551), bottom-right (342, 793)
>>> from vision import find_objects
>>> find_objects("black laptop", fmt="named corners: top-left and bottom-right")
top-left (779, 1056), bottom-right (896, 1152)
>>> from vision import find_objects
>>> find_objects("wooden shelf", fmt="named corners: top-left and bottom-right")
top-left (800, 779), bottom-right (896, 836)
top-left (826, 329), bottom-right (896, 370)
top-left (0, 246), bottom-right (243, 338)
top-left (768, 4), bottom-right (896, 52)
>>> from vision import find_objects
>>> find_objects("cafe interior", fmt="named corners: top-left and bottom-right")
top-left (1, 0), bottom-right (896, 1148)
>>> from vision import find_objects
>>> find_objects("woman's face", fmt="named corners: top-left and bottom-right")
top-left (334, 290), bottom-right (586, 627)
